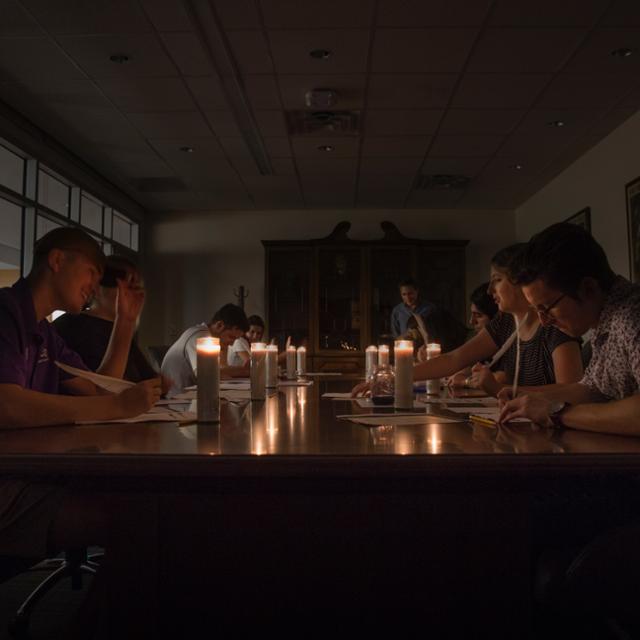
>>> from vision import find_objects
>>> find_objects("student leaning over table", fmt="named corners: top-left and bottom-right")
top-left (0, 227), bottom-right (160, 565)
top-left (498, 223), bottom-right (640, 436)
top-left (351, 244), bottom-right (584, 398)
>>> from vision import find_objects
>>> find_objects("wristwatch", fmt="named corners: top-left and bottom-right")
top-left (549, 401), bottom-right (569, 428)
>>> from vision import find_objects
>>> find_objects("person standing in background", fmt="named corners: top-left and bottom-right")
top-left (390, 278), bottom-right (435, 337)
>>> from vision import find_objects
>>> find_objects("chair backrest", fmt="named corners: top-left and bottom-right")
top-left (147, 345), bottom-right (170, 371)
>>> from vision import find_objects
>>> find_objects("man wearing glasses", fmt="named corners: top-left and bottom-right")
top-left (499, 222), bottom-right (640, 435)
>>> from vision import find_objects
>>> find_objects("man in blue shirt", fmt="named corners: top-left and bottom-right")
top-left (390, 278), bottom-right (435, 337)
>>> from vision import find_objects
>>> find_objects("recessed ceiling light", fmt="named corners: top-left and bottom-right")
top-left (317, 145), bottom-right (334, 152)
top-left (509, 163), bottom-right (524, 170)
top-left (611, 47), bottom-right (634, 58)
top-left (109, 53), bottom-right (130, 64)
top-left (179, 146), bottom-right (194, 153)
top-left (547, 120), bottom-right (566, 128)
top-left (309, 48), bottom-right (332, 60)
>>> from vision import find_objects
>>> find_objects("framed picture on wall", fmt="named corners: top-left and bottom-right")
top-left (565, 207), bottom-right (591, 232)
top-left (626, 176), bottom-right (640, 284)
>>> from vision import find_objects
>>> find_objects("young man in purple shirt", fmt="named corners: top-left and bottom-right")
top-left (0, 227), bottom-right (160, 559)
top-left (499, 223), bottom-right (640, 435)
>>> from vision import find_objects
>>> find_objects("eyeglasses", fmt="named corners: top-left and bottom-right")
top-left (532, 293), bottom-right (566, 322)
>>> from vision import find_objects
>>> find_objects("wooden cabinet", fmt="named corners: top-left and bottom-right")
top-left (263, 222), bottom-right (468, 370)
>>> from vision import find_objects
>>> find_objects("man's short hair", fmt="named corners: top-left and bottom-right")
top-left (210, 304), bottom-right (249, 332)
top-left (246, 315), bottom-right (265, 329)
top-left (32, 227), bottom-right (105, 273)
top-left (470, 282), bottom-right (498, 319)
top-left (398, 277), bottom-right (418, 290)
top-left (511, 223), bottom-right (616, 296)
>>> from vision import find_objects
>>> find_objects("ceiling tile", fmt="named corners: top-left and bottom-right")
top-left (439, 109), bottom-right (525, 134)
top-left (356, 189), bottom-right (408, 208)
top-left (243, 175), bottom-right (300, 191)
top-left (304, 187), bottom-right (355, 208)
top-left (127, 111), bottom-right (212, 137)
top-left (291, 137), bottom-right (359, 157)
top-left (589, 106), bottom-right (638, 135)
top-left (99, 77), bottom-right (196, 111)
top-left (621, 86), bottom-right (640, 107)
top-left (57, 34), bottom-right (178, 78)
top-left (420, 156), bottom-right (489, 177)
top-left (263, 137), bottom-right (292, 157)
top-left (377, 0), bottom-right (492, 27)
top-left (138, 0), bottom-right (194, 32)
top-left (361, 136), bottom-right (431, 157)
top-left (456, 190), bottom-right (519, 208)
top-left (214, 0), bottom-right (262, 28)
top-left (359, 157), bottom-right (422, 175)
top-left (297, 157), bottom-right (358, 175)
top-left (537, 73), bottom-right (634, 109)
top-left (278, 74), bottom-right (367, 110)
top-left (159, 33), bottom-right (212, 76)
top-left (371, 29), bottom-right (477, 73)
top-left (364, 109), bottom-right (443, 135)
top-left (148, 136), bottom-right (225, 159)
top-left (203, 110), bottom-right (243, 137)
top-left (95, 145), bottom-right (174, 178)
top-left (405, 189), bottom-right (464, 208)
top-left (253, 110), bottom-right (288, 137)
top-left (0, 0), bottom-right (42, 36)
top-left (515, 108), bottom-right (606, 135)
top-left (452, 73), bottom-right (552, 108)
top-left (2, 77), bottom-right (105, 108)
top-left (358, 173), bottom-right (414, 190)
top-left (217, 137), bottom-right (263, 176)
top-left (268, 29), bottom-right (370, 74)
top-left (261, 0), bottom-right (375, 28)
top-left (468, 28), bottom-right (587, 73)
top-left (20, 0), bottom-right (152, 34)
top-left (367, 74), bottom-right (458, 108)
top-left (251, 189), bottom-right (304, 208)
top-left (565, 28), bottom-right (640, 73)
top-left (243, 75), bottom-right (282, 109)
top-left (489, 0), bottom-right (609, 27)
top-left (185, 76), bottom-right (229, 109)
top-left (496, 133), bottom-right (572, 161)
top-left (226, 30), bottom-right (274, 74)
top-left (271, 158), bottom-right (297, 175)
top-left (429, 134), bottom-right (505, 157)
top-left (472, 156), bottom-right (548, 188)
top-left (601, 0), bottom-right (640, 27)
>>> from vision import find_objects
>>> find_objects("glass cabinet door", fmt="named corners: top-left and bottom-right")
top-left (318, 249), bottom-right (361, 351)
top-left (267, 249), bottom-right (310, 348)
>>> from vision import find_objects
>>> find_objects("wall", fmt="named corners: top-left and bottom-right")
top-left (141, 208), bottom-right (515, 347)
top-left (515, 110), bottom-right (640, 278)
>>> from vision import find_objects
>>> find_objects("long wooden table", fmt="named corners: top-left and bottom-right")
top-left (2, 378), bottom-right (640, 636)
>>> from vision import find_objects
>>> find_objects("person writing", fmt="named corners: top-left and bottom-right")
top-left (498, 223), bottom-right (640, 435)
top-left (352, 244), bottom-right (583, 397)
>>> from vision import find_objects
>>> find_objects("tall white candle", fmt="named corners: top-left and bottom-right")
top-left (426, 342), bottom-right (442, 395)
top-left (250, 342), bottom-right (267, 400)
top-left (286, 345), bottom-right (296, 380)
top-left (296, 346), bottom-right (307, 376)
top-left (266, 344), bottom-right (278, 388)
top-left (196, 336), bottom-right (220, 423)
top-left (378, 344), bottom-right (389, 367)
top-left (365, 345), bottom-right (378, 380)
top-left (394, 339), bottom-right (414, 409)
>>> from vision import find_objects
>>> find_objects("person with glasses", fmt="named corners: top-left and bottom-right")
top-left (499, 222), bottom-right (640, 435)
top-left (352, 244), bottom-right (583, 397)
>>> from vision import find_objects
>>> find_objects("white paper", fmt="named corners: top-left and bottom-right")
top-left (78, 410), bottom-right (196, 425)
top-left (55, 361), bottom-right (134, 393)
top-left (347, 415), bottom-right (462, 426)
top-left (278, 380), bottom-right (314, 387)
top-left (321, 392), bottom-right (353, 399)
top-left (355, 398), bottom-right (427, 409)
top-left (440, 397), bottom-right (498, 406)
top-left (221, 381), bottom-right (250, 390)
top-left (154, 398), bottom-right (192, 406)
top-left (221, 389), bottom-right (251, 401)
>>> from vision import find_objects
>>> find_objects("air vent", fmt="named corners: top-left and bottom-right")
top-left (132, 177), bottom-right (188, 193)
top-left (285, 110), bottom-right (361, 136)
top-left (414, 174), bottom-right (471, 191)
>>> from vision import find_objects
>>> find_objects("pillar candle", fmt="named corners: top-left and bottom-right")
top-left (394, 339), bottom-right (414, 409)
top-left (250, 342), bottom-right (267, 400)
top-left (378, 344), bottom-right (389, 367)
top-left (196, 336), bottom-right (220, 423)
top-left (286, 345), bottom-right (296, 380)
top-left (266, 345), bottom-right (278, 388)
top-left (426, 342), bottom-right (442, 395)
top-left (296, 346), bottom-right (307, 376)
top-left (365, 345), bottom-right (378, 380)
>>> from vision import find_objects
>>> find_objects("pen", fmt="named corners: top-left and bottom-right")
top-left (468, 414), bottom-right (497, 428)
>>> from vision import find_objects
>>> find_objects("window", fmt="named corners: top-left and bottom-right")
top-left (0, 198), bottom-right (22, 250)
top-left (36, 215), bottom-right (62, 240)
top-left (0, 145), bottom-right (24, 194)
top-left (38, 169), bottom-right (70, 216)
top-left (80, 195), bottom-right (103, 233)
top-left (112, 211), bottom-right (132, 247)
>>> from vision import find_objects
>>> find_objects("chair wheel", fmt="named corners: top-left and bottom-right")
top-left (8, 613), bottom-right (29, 638)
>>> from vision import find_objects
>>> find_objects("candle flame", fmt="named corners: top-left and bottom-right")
top-left (196, 336), bottom-right (220, 353)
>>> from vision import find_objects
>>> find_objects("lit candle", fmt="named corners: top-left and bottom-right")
top-left (266, 344), bottom-right (278, 388)
top-left (250, 342), bottom-right (267, 400)
top-left (426, 342), bottom-right (442, 395)
top-left (365, 345), bottom-right (378, 380)
top-left (296, 346), bottom-right (307, 376)
top-left (394, 339), bottom-right (414, 409)
top-left (378, 344), bottom-right (389, 367)
top-left (196, 336), bottom-right (220, 423)
top-left (286, 345), bottom-right (296, 380)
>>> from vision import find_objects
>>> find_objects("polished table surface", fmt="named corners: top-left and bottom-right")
top-left (1, 377), bottom-right (640, 480)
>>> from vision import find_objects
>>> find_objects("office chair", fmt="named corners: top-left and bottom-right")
top-left (7, 548), bottom-right (102, 638)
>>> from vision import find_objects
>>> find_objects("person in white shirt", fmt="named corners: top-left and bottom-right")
top-left (227, 315), bottom-right (265, 366)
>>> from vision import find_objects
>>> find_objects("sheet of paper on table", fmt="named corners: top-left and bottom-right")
top-left (221, 388), bottom-right (251, 401)
top-left (55, 361), bottom-right (134, 393)
top-left (221, 381), bottom-right (250, 390)
top-left (305, 372), bottom-right (342, 376)
top-left (321, 392), bottom-right (354, 399)
top-left (278, 380), bottom-right (314, 387)
top-left (440, 397), bottom-right (499, 406)
top-left (446, 406), bottom-right (529, 423)
top-left (78, 410), bottom-right (196, 425)
top-left (355, 398), bottom-right (428, 409)
top-left (344, 414), bottom-right (463, 426)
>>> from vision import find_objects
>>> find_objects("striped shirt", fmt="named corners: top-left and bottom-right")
top-left (486, 313), bottom-right (579, 386)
